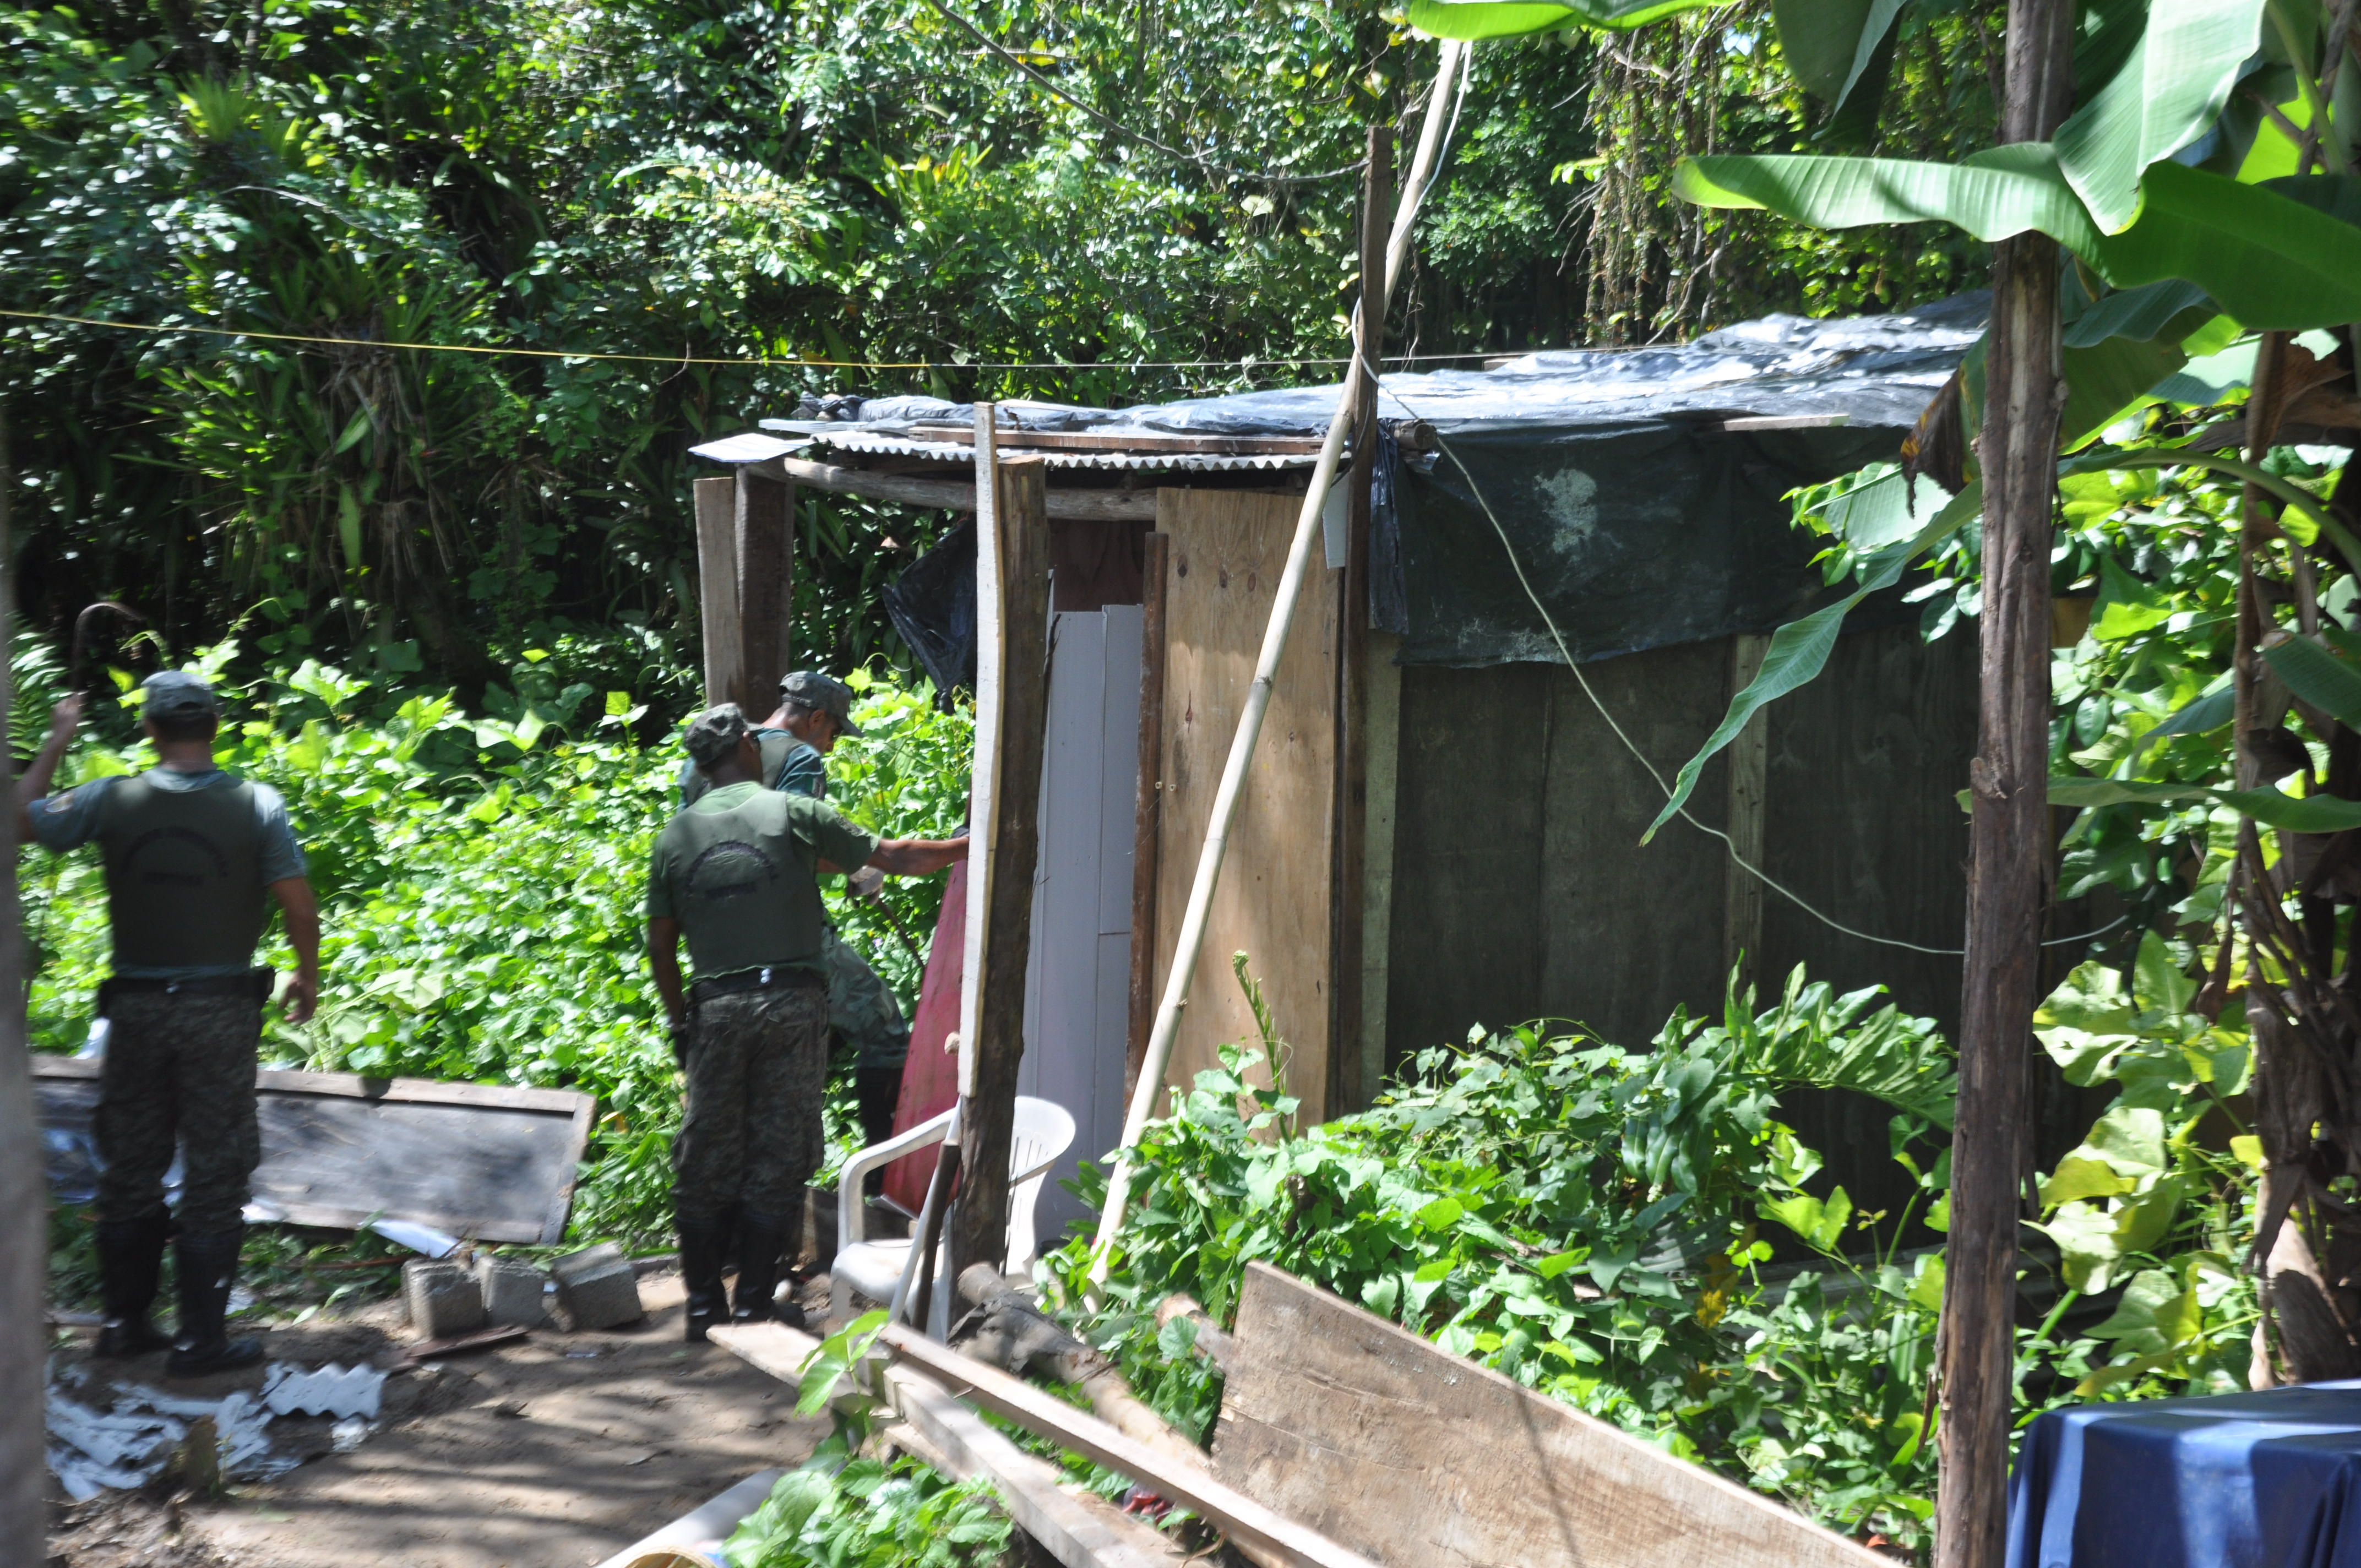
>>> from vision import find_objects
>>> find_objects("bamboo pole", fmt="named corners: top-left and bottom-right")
top-left (1086, 39), bottom-right (1468, 1289)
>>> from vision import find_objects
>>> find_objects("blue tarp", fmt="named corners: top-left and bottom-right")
top-left (2010, 1381), bottom-right (2361, 1568)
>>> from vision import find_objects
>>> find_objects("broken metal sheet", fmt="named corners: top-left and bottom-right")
top-left (261, 1362), bottom-right (385, 1420)
top-left (34, 1058), bottom-right (595, 1244)
top-left (46, 1374), bottom-right (292, 1501)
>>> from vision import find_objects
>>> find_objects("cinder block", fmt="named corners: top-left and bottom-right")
top-left (475, 1256), bottom-right (549, 1327)
top-left (550, 1243), bottom-right (643, 1331)
top-left (402, 1259), bottom-right (486, 1340)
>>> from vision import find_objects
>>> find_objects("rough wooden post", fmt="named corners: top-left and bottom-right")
top-left (735, 469), bottom-right (795, 712)
top-left (0, 410), bottom-right (39, 1559)
top-left (1723, 633), bottom-right (1770, 997)
top-left (1126, 529), bottom-right (1172, 1103)
top-left (951, 429), bottom-right (1053, 1287)
top-left (1934, 0), bottom-right (2073, 1560)
top-left (1330, 121), bottom-right (1391, 1117)
top-left (694, 475), bottom-right (744, 710)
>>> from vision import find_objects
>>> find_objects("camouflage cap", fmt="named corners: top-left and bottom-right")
top-left (140, 669), bottom-right (220, 717)
top-left (777, 669), bottom-right (862, 736)
top-left (684, 703), bottom-right (752, 770)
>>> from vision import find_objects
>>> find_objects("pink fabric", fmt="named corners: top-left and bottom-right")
top-left (884, 858), bottom-right (966, 1213)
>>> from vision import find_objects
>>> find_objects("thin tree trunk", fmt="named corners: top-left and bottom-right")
top-left (1933, 0), bottom-right (2072, 1559)
top-left (0, 409), bottom-right (43, 1556)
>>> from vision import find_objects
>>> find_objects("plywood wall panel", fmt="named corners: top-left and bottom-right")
top-left (1152, 490), bottom-right (1337, 1124)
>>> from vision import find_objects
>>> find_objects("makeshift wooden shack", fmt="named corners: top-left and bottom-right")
top-left (690, 295), bottom-right (1993, 1245)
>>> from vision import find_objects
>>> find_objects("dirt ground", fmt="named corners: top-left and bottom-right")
top-left (46, 1269), bottom-right (837, 1568)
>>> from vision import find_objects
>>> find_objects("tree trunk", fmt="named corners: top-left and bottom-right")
top-left (0, 410), bottom-right (44, 1557)
top-left (1933, 0), bottom-right (2072, 1560)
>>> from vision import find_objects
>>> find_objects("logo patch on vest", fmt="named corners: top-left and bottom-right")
top-left (121, 824), bottom-right (231, 886)
top-left (685, 839), bottom-right (780, 902)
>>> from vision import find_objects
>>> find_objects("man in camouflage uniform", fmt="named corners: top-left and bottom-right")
top-left (679, 671), bottom-right (914, 1149)
top-left (646, 704), bottom-right (964, 1341)
top-left (18, 673), bottom-right (322, 1377)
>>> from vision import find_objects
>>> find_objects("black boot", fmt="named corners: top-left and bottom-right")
top-left (94, 1212), bottom-right (174, 1358)
top-left (731, 1207), bottom-right (801, 1329)
top-left (166, 1226), bottom-right (264, 1377)
top-left (678, 1213), bottom-right (733, 1343)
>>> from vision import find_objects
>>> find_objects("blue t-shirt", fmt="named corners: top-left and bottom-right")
top-left (27, 766), bottom-right (308, 979)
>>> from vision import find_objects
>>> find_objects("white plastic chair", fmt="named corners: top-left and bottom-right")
top-left (831, 1096), bottom-right (1076, 1338)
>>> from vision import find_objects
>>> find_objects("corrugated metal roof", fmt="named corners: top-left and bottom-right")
top-left (798, 427), bottom-right (1320, 471)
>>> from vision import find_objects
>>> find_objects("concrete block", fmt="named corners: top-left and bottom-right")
top-left (550, 1243), bottom-right (643, 1330)
top-left (476, 1256), bottom-right (549, 1327)
top-left (402, 1259), bottom-right (485, 1340)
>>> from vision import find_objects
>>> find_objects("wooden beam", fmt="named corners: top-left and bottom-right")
top-left (0, 405), bottom-right (39, 1558)
top-left (1330, 122), bottom-right (1390, 1118)
top-left (1358, 630), bottom-right (1401, 1106)
top-left (694, 475), bottom-right (744, 709)
top-left (705, 1322), bottom-right (1180, 1568)
top-left (879, 1324), bottom-right (1385, 1568)
top-left (755, 453), bottom-right (1158, 522)
top-left (1213, 1263), bottom-right (1890, 1568)
top-left (735, 468), bottom-right (795, 711)
top-left (1125, 531), bottom-right (1172, 1103)
top-left (1723, 633), bottom-right (1770, 997)
top-left (902, 427), bottom-right (1325, 456)
top-left (951, 421), bottom-right (1054, 1285)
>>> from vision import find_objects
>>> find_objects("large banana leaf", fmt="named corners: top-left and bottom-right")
top-left (1642, 483), bottom-right (1982, 841)
top-left (1771, 0), bottom-right (1906, 109)
top-left (2054, 0), bottom-right (2271, 232)
top-left (1405, 0), bottom-right (1723, 35)
top-left (2051, 775), bottom-right (2361, 832)
top-left (1674, 149), bottom-right (2361, 328)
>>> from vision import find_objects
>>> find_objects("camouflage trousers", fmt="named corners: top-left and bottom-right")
top-left (674, 984), bottom-right (829, 1226)
top-left (95, 990), bottom-right (263, 1234)
top-left (822, 927), bottom-right (910, 1071)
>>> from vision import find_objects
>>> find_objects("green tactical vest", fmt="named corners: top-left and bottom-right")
top-left (96, 774), bottom-right (266, 970)
top-left (662, 790), bottom-right (829, 977)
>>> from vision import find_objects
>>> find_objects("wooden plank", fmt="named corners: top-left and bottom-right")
top-left (953, 436), bottom-right (1055, 1283)
top-left (735, 469), bottom-right (795, 712)
top-left (1723, 632), bottom-right (1771, 997)
top-left (1328, 127), bottom-right (1388, 1118)
top-left (1151, 488), bottom-right (1336, 1123)
top-left (1214, 1262), bottom-right (1891, 1568)
top-left (706, 1322), bottom-right (1182, 1568)
top-left (695, 474), bottom-right (744, 709)
top-left (1357, 630), bottom-right (1401, 1106)
top-left (904, 427), bottom-right (1324, 457)
top-left (757, 454), bottom-right (1158, 522)
top-left (1125, 531), bottom-right (1171, 1103)
top-left (879, 1325), bottom-right (1383, 1568)
top-left (32, 1058), bottom-right (594, 1245)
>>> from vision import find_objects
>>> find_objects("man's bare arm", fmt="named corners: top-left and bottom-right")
top-left (819, 836), bottom-right (970, 878)
top-left (648, 916), bottom-right (688, 1030)
top-left (15, 695), bottom-right (83, 840)
top-left (269, 876), bottom-right (321, 1023)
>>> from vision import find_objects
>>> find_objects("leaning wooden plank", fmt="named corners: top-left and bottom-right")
top-left (704, 1323), bottom-right (1178, 1568)
top-left (1215, 1262), bottom-right (1892, 1568)
top-left (32, 1058), bottom-right (594, 1244)
top-left (879, 1325), bottom-right (1383, 1568)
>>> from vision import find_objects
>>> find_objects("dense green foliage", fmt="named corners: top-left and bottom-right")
top-left (724, 1444), bottom-right (1015, 1568)
top-left (1042, 954), bottom-right (2257, 1556)
top-left (22, 643), bottom-right (971, 1244)
top-left (1, 0), bottom-right (2002, 696)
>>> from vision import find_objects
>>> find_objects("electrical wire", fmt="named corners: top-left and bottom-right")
top-left (1361, 362), bottom-right (2127, 959)
top-left (0, 306), bottom-right (1519, 372)
top-left (916, 0), bottom-right (1369, 186)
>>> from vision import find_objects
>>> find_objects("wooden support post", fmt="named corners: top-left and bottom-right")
top-left (0, 410), bottom-right (39, 1556)
top-left (1330, 122), bottom-right (1391, 1118)
top-left (1126, 530), bottom-right (1172, 1103)
top-left (735, 469), bottom-right (795, 712)
top-left (1723, 633), bottom-right (1770, 997)
top-left (1934, 0), bottom-right (2072, 1560)
top-left (1359, 631), bottom-right (1401, 1102)
top-left (694, 475), bottom-right (744, 710)
top-left (951, 410), bottom-right (1053, 1288)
